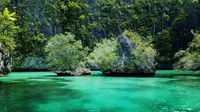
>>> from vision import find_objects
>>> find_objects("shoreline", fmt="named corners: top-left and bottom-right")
top-left (8, 69), bottom-right (200, 77)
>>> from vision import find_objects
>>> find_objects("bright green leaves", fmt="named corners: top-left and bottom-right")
top-left (188, 33), bottom-right (200, 51)
top-left (87, 31), bottom-right (157, 73)
top-left (0, 8), bottom-right (17, 54)
top-left (123, 30), bottom-right (142, 45)
top-left (87, 38), bottom-right (120, 70)
top-left (123, 31), bottom-right (157, 73)
top-left (79, 15), bottom-right (86, 20)
top-left (1, 0), bottom-right (200, 71)
top-left (68, 1), bottom-right (81, 10)
top-left (2, 8), bottom-right (16, 21)
top-left (45, 33), bottom-right (87, 71)
top-left (0, 35), bottom-right (15, 53)
top-left (0, 7), bottom-right (17, 24)
top-left (174, 33), bottom-right (200, 70)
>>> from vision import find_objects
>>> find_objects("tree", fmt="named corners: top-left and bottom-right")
top-left (0, 8), bottom-right (17, 53)
top-left (59, 0), bottom-right (92, 47)
top-left (155, 29), bottom-right (172, 64)
top-left (87, 30), bottom-right (157, 73)
top-left (0, 8), bottom-right (17, 76)
top-left (2, 0), bottom-right (200, 71)
top-left (123, 30), bottom-right (157, 73)
top-left (174, 32), bottom-right (200, 70)
top-left (45, 32), bottom-right (87, 71)
top-left (86, 38), bottom-right (120, 70)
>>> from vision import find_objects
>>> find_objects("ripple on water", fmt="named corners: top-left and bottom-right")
top-left (1, 73), bottom-right (200, 112)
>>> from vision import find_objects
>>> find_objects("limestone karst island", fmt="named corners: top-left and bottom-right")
top-left (1, 0), bottom-right (200, 112)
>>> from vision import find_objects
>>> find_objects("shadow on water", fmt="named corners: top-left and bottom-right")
top-left (0, 79), bottom-right (82, 112)
top-left (27, 76), bottom-right (73, 83)
top-left (163, 77), bottom-right (200, 88)
top-left (1, 72), bottom-right (200, 111)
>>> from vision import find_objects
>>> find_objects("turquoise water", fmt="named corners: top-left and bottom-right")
top-left (91, 71), bottom-right (103, 76)
top-left (1, 72), bottom-right (200, 112)
top-left (156, 70), bottom-right (200, 76)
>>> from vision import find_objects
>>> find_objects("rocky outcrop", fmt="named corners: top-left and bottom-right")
top-left (56, 68), bottom-right (91, 76)
top-left (0, 44), bottom-right (12, 76)
top-left (117, 35), bottom-right (132, 61)
top-left (103, 34), bottom-right (155, 77)
top-left (103, 70), bottom-right (155, 77)
top-left (116, 35), bottom-right (134, 72)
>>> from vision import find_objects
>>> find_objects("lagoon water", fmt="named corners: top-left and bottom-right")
top-left (0, 72), bottom-right (200, 112)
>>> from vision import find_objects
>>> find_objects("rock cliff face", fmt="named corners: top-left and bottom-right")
top-left (117, 35), bottom-right (132, 61)
top-left (0, 44), bottom-right (11, 76)
top-left (116, 34), bottom-right (155, 74)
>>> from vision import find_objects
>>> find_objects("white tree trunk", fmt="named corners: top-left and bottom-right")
top-left (0, 43), bottom-right (12, 76)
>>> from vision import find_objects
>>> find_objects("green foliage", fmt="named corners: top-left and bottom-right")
top-left (88, 31), bottom-right (157, 73)
top-left (174, 32), bottom-right (200, 70)
top-left (0, 0), bottom-right (10, 8)
top-left (0, 8), bottom-right (17, 54)
top-left (92, 0), bottom-right (200, 62)
top-left (2, 0), bottom-right (200, 70)
top-left (59, 0), bottom-right (92, 47)
top-left (87, 38), bottom-right (120, 70)
top-left (22, 57), bottom-right (48, 69)
top-left (45, 33), bottom-right (87, 71)
top-left (12, 56), bottom-right (48, 69)
top-left (155, 29), bottom-right (172, 63)
top-left (123, 30), bottom-right (157, 73)
top-left (15, 23), bottom-right (46, 57)
top-left (123, 30), bottom-right (143, 45)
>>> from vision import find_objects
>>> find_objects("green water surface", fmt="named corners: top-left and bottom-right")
top-left (0, 72), bottom-right (200, 112)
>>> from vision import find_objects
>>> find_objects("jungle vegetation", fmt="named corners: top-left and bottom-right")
top-left (1, 0), bottom-right (200, 72)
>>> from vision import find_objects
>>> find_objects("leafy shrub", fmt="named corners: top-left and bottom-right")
top-left (86, 38), bottom-right (120, 70)
top-left (45, 32), bottom-right (87, 71)
top-left (22, 57), bottom-right (48, 69)
top-left (0, 8), bottom-right (17, 54)
top-left (12, 56), bottom-right (48, 69)
top-left (0, 8), bottom-right (17, 75)
top-left (155, 29), bottom-right (172, 63)
top-left (123, 30), bottom-right (157, 73)
top-left (87, 31), bottom-right (157, 73)
top-left (174, 33), bottom-right (200, 70)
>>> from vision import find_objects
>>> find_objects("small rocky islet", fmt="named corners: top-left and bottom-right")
top-left (54, 33), bottom-right (156, 77)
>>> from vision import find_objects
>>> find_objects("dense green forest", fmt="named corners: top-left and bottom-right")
top-left (1, 0), bottom-right (200, 75)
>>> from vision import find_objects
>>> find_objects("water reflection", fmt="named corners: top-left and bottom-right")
top-left (0, 77), bottom-right (82, 112)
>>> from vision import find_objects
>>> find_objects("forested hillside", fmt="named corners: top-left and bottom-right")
top-left (1, 0), bottom-right (200, 70)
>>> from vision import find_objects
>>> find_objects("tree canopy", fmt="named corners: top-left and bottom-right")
top-left (45, 33), bottom-right (87, 71)
top-left (0, 8), bottom-right (17, 54)
top-left (174, 32), bottom-right (200, 70)
top-left (1, 0), bottom-right (200, 71)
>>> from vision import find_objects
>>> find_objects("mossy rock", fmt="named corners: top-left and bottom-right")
top-left (56, 68), bottom-right (91, 76)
